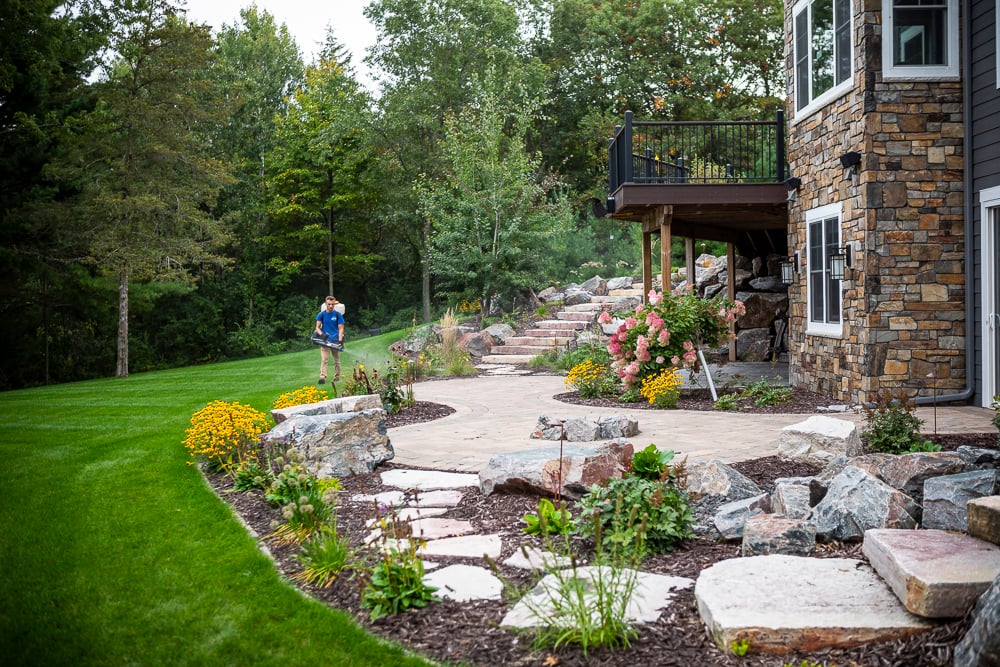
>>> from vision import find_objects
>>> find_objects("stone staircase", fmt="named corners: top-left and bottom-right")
top-left (480, 287), bottom-right (643, 365)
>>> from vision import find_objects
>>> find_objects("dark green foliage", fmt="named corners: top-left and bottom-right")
top-left (862, 390), bottom-right (938, 454)
top-left (630, 445), bottom-right (675, 482)
top-left (522, 498), bottom-right (573, 536)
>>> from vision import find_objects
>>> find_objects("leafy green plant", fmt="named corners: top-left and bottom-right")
top-left (523, 498), bottom-right (573, 536)
top-left (554, 343), bottom-right (610, 372)
top-left (575, 474), bottom-right (694, 555)
top-left (731, 636), bottom-right (751, 656)
top-left (741, 378), bottom-right (793, 407)
top-left (564, 357), bottom-right (618, 398)
top-left (294, 525), bottom-right (357, 588)
top-left (713, 393), bottom-right (739, 411)
top-left (862, 389), bottom-right (937, 454)
top-left (232, 458), bottom-right (273, 492)
top-left (630, 444), bottom-right (675, 481)
top-left (361, 515), bottom-right (439, 621)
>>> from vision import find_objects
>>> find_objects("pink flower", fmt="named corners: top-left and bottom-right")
top-left (598, 311), bottom-right (612, 324)
top-left (608, 341), bottom-right (621, 355)
top-left (657, 329), bottom-right (670, 346)
top-left (656, 356), bottom-right (665, 364)
top-left (624, 317), bottom-right (638, 330)
top-left (671, 356), bottom-right (681, 365)
top-left (683, 340), bottom-right (694, 352)
top-left (648, 290), bottom-right (662, 306)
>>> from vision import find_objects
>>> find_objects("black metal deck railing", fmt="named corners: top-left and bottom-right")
top-left (607, 110), bottom-right (786, 196)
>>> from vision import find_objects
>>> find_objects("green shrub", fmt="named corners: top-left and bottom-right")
top-left (862, 390), bottom-right (937, 454)
top-left (713, 393), bottom-right (739, 411)
top-left (564, 358), bottom-right (618, 398)
top-left (741, 378), bottom-right (792, 407)
top-left (575, 475), bottom-right (694, 555)
top-left (361, 515), bottom-right (439, 620)
top-left (232, 458), bottom-right (273, 492)
top-left (630, 444), bottom-right (675, 481)
top-left (523, 498), bottom-right (573, 536)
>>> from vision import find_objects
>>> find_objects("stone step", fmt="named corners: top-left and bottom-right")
top-left (480, 353), bottom-right (537, 364)
top-left (561, 302), bottom-right (607, 312)
top-left (863, 528), bottom-right (1000, 618)
top-left (556, 311), bottom-right (595, 322)
top-left (695, 554), bottom-right (932, 654)
top-left (490, 344), bottom-right (566, 355)
top-left (968, 495), bottom-right (1000, 545)
top-left (525, 328), bottom-right (581, 337)
top-left (532, 319), bottom-right (589, 330)
top-left (504, 335), bottom-right (574, 347)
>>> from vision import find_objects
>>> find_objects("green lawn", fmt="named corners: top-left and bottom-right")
top-left (0, 335), bottom-right (436, 666)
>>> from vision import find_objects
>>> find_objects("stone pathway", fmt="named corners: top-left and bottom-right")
top-left (348, 466), bottom-right (1000, 652)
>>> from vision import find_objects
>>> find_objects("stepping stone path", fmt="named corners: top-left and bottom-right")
top-left (351, 467), bottom-right (692, 625)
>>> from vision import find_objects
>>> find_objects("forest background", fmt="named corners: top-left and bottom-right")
top-left (0, 0), bottom-right (784, 388)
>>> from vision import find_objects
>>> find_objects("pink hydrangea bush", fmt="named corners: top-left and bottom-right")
top-left (607, 289), bottom-right (744, 389)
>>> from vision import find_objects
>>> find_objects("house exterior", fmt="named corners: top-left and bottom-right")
top-left (784, 0), bottom-right (998, 407)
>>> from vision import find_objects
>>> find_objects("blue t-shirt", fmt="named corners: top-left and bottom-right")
top-left (316, 309), bottom-right (345, 341)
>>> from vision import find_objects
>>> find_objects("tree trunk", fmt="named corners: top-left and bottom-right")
top-left (116, 268), bottom-right (129, 378)
top-left (421, 216), bottom-right (431, 323)
top-left (327, 209), bottom-right (334, 297)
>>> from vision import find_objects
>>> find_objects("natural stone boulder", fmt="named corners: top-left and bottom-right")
top-left (863, 529), bottom-right (1000, 618)
top-left (773, 480), bottom-right (813, 519)
top-left (967, 496), bottom-right (1000, 545)
top-left (741, 514), bottom-right (817, 556)
top-left (735, 328), bottom-right (771, 362)
top-left (957, 446), bottom-right (1000, 468)
top-left (607, 276), bottom-right (634, 291)
top-left (954, 572), bottom-right (1000, 667)
top-left (581, 275), bottom-right (608, 296)
top-left (685, 460), bottom-right (764, 501)
top-left (537, 287), bottom-right (564, 303)
top-left (809, 466), bottom-right (921, 542)
top-left (848, 451), bottom-right (968, 502)
top-left (713, 493), bottom-right (771, 540)
top-left (458, 330), bottom-right (491, 357)
top-left (695, 555), bottom-right (932, 653)
top-left (777, 416), bottom-right (863, 465)
top-left (611, 296), bottom-right (642, 313)
top-left (735, 291), bottom-right (789, 329)
top-left (748, 276), bottom-right (787, 293)
top-left (922, 470), bottom-right (998, 531)
top-left (530, 415), bottom-right (638, 441)
top-left (271, 394), bottom-right (382, 424)
top-left (483, 323), bottom-right (516, 345)
top-left (263, 409), bottom-right (392, 477)
top-left (478, 440), bottom-right (633, 499)
top-left (563, 290), bottom-right (592, 306)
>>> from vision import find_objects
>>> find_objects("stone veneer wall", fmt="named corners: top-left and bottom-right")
top-left (784, 0), bottom-right (965, 404)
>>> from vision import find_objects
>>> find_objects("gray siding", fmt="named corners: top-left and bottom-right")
top-left (969, 0), bottom-right (1000, 405)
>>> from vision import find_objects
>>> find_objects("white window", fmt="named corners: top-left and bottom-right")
top-left (981, 186), bottom-right (1000, 405)
top-left (806, 204), bottom-right (843, 336)
top-left (882, 0), bottom-right (959, 80)
top-left (793, 0), bottom-right (853, 115)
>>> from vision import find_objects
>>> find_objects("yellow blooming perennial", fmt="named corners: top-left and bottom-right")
top-left (273, 386), bottom-right (329, 410)
top-left (183, 400), bottom-right (270, 470)
top-left (639, 367), bottom-right (683, 408)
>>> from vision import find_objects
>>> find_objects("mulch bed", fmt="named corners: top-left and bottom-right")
top-left (208, 392), bottom-right (997, 667)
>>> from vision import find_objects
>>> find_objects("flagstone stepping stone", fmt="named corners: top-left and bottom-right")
top-left (696, 555), bottom-right (932, 653)
top-left (862, 528), bottom-right (1000, 618)
top-left (502, 545), bottom-right (573, 570)
top-left (408, 489), bottom-right (465, 507)
top-left (419, 534), bottom-right (504, 559)
top-left (381, 469), bottom-right (479, 490)
top-left (409, 517), bottom-right (476, 540)
top-left (423, 564), bottom-right (504, 602)
top-left (350, 490), bottom-right (406, 507)
top-left (501, 566), bottom-right (694, 628)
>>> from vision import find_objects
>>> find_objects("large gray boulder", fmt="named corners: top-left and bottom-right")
top-left (809, 466), bottom-right (921, 542)
top-left (772, 479), bottom-right (813, 519)
top-left (262, 408), bottom-right (393, 478)
top-left (478, 440), bottom-right (633, 499)
top-left (580, 275), bottom-right (608, 296)
top-left (848, 451), bottom-right (968, 502)
top-left (777, 416), bottom-right (864, 465)
top-left (563, 290), bottom-right (592, 306)
top-left (954, 573), bottom-right (1000, 666)
top-left (921, 470), bottom-right (998, 531)
top-left (606, 276), bottom-right (634, 291)
top-left (483, 323), bottom-right (516, 345)
top-left (735, 291), bottom-right (789, 329)
top-left (271, 394), bottom-right (382, 424)
top-left (741, 514), bottom-right (817, 556)
top-left (713, 493), bottom-right (771, 540)
top-left (685, 460), bottom-right (763, 501)
top-left (736, 328), bottom-right (771, 362)
top-left (530, 415), bottom-right (639, 442)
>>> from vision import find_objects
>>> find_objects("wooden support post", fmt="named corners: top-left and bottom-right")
top-left (727, 242), bottom-right (737, 362)
top-left (660, 210), bottom-right (671, 293)
top-left (685, 238), bottom-right (696, 290)
top-left (642, 229), bottom-right (653, 302)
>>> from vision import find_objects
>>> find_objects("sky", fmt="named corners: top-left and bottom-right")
top-left (183, 0), bottom-right (380, 89)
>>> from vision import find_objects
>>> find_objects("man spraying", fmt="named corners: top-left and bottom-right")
top-left (314, 296), bottom-right (345, 384)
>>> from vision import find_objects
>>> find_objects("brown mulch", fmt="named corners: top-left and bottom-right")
top-left (555, 386), bottom-right (850, 414)
top-left (209, 394), bottom-right (997, 667)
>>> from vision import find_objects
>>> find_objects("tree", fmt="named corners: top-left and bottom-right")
top-left (365, 0), bottom-right (535, 321)
top-left (264, 41), bottom-right (378, 302)
top-left (48, 0), bottom-right (232, 377)
top-left (420, 64), bottom-right (571, 312)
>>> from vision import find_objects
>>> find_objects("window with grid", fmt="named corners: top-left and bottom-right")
top-left (882, 0), bottom-right (958, 79)
top-left (793, 0), bottom-right (853, 114)
top-left (807, 205), bottom-right (843, 335)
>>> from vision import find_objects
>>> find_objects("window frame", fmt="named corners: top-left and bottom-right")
top-left (792, 0), bottom-right (854, 119)
top-left (805, 203), bottom-right (845, 337)
top-left (882, 0), bottom-right (960, 80)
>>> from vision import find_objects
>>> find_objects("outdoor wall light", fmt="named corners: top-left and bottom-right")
top-left (785, 176), bottom-right (802, 190)
top-left (780, 252), bottom-right (799, 285)
top-left (839, 151), bottom-right (862, 170)
top-left (829, 245), bottom-right (853, 281)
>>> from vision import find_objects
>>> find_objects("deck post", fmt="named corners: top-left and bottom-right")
top-left (660, 206), bottom-right (672, 292)
top-left (685, 238), bottom-right (696, 289)
top-left (642, 228), bottom-right (653, 302)
top-left (727, 243), bottom-right (737, 362)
